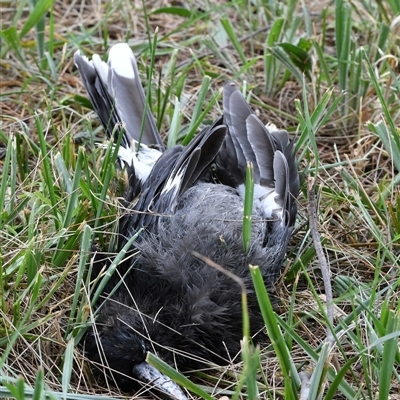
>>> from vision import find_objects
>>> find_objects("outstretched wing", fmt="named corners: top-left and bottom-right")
top-left (74, 43), bottom-right (164, 190)
top-left (74, 43), bottom-right (163, 149)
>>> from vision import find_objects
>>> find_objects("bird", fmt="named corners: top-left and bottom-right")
top-left (74, 42), bottom-right (299, 398)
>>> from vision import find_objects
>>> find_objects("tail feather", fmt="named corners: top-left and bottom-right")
top-left (75, 44), bottom-right (163, 150)
top-left (75, 44), bottom-right (167, 187)
top-left (105, 44), bottom-right (163, 149)
top-left (74, 52), bottom-right (122, 143)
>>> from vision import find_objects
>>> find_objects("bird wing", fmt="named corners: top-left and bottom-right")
top-left (74, 43), bottom-right (164, 150)
top-left (120, 117), bottom-right (227, 239)
top-left (217, 82), bottom-right (299, 227)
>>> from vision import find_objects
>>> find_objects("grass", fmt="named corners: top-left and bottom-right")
top-left (0, 0), bottom-right (399, 399)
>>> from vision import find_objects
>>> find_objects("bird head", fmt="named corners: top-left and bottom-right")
top-left (84, 317), bottom-right (187, 399)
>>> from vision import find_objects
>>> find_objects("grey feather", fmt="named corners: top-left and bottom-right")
top-left (74, 44), bottom-right (164, 150)
top-left (218, 82), bottom-right (299, 227)
top-left (75, 46), bottom-right (300, 394)
top-left (246, 113), bottom-right (275, 186)
top-left (105, 44), bottom-right (163, 149)
top-left (272, 151), bottom-right (289, 209)
top-left (74, 51), bottom-right (122, 143)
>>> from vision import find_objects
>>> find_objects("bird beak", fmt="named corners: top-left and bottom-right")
top-left (132, 361), bottom-right (188, 400)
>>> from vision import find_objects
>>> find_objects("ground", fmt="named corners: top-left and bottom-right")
top-left (0, 0), bottom-right (399, 399)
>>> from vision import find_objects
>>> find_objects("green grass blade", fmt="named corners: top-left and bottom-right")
top-left (363, 47), bottom-right (400, 151)
top-left (307, 342), bottom-right (330, 400)
top-left (19, 0), bottom-right (55, 39)
top-left (0, 137), bottom-right (13, 230)
top-left (91, 230), bottom-right (142, 307)
top-left (220, 17), bottom-right (247, 65)
top-left (313, 40), bottom-right (332, 88)
top-left (147, 352), bottom-right (214, 400)
top-left (32, 368), bottom-right (44, 400)
top-left (29, 0), bottom-right (46, 64)
top-left (367, 120), bottom-right (400, 172)
top-left (250, 265), bottom-right (299, 398)
top-left (61, 148), bottom-right (84, 228)
top-left (0, 27), bottom-right (25, 62)
top-left (324, 353), bottom-right (363, 400)
top-left (0, 380), bottom-right (119, 400)
top-left (242, 345), bottom-right (260, 400)
top-left (181, 88), bottom-right (222, 146)
top-left (66, 223), bottom-right (92, 339)
top-left (243, 162), bottom-right (254, 253)
top-left (335, 0), bottom-right (352, 113)
top-left (36, 114), bottom-right (59, 229)
top-left (378, 310), bottom-right (400, 400)
top-left (139, 29), bottom-right (158, 146)
top-left (62, 339), bottom-right (74, 398)
top-left (93, 128), bottom-right (122, 232)
top-left (186, 76), bottom-right (210, 133)
top-left (264, 18), bottom-right (284, 94)
top-left (277, 315), bottom-right (357, 399)
top-left (167, 97), bottom-right (182, 148)
top-left (268, 45), bottom-right (304, 86)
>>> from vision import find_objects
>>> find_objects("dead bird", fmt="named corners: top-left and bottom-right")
top-left (74, 43), bottom-right (299, 398)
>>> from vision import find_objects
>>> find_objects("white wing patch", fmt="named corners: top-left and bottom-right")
top-left (265, 122), bottom-right (279, 133)
top-left (99, 141), bottom-right (162, 182)
top-left (238, 183), bottom-right (283, 221)
top-left (161, 167), bottom-right (185, 198)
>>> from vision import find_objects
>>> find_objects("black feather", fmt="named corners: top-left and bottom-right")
top-left (75, 44), bottom-right (299, 395)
